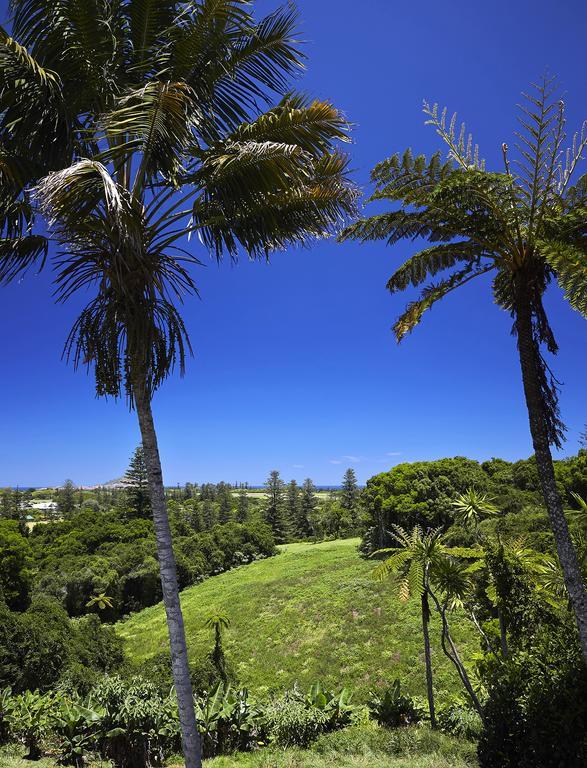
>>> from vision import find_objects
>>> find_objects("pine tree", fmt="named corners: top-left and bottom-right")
top-left (263, 470), bottom-right (288, 543)
top-left (286, 480), bottom-right (301, 537)
top-left (1, 489), bottom-right (11, 519)
top-left (57, 480), bottom-right (76, 518)
top-left (341, 468), bottom-right (360, 513)
top-left (217, 483), bottom-right (233, 524)
top-left (202, 500), bottom-right (217, 530)
top-left (123, 447), bottom-right (151, 519)
top-left (236, 489), bottom-right (249, 523)
top-left (299, 479), bottom-right (318, 539)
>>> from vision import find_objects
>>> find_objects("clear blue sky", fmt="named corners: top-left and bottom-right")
top-left (1, 0), bottom-right (586, 487)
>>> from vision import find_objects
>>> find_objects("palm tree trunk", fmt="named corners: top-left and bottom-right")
top-left (429, 589), bottom-right (483, 717)
top-left (421, 590), bottom-right (436, 727)
top-left (134, 380), bottom-right (202, 768)
top-left (515, 286), bottom-right (587, 663)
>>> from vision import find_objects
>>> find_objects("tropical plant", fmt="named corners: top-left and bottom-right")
top-left (367, 679), bottom-right (423, 728)
top-left (90, 676), bottom-right (179, 768)
top-left (194, 683), bottom-right (261, 758)
top-left (0, 687), bottom-right (13, 746)
top-left (343, 77), bottom-right (587, 661)
top-left (373, 525), bottom-right (445, 726)
top-left (53, 698), bottom-right (105, 767)
top-left (5, 689), bottom-right (57, 759)
top-left (451, 489), bottom-right (499, 537)
top-left (85, 593), bottom-right (114, 612)
top-left (204, 613), bottom-right (230, 684)
top-left (2, 4), bottom-right (356, 767)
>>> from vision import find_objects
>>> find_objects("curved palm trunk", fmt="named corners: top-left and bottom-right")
top-left (134, 381), bottom-right (202, 768)
top-left (429, 589), bottom-right (483, 717)
top-left (515, 287), bottom-right (587, 662)
top-left (421, 590), bottom-right (436, 727)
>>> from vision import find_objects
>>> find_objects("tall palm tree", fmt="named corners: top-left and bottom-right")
top-left (2, 4), bottom-right (357, 767)
top-left (373, 524), bottom-right (445, 727)
top-left (343, 77), bottom-right (587, 662)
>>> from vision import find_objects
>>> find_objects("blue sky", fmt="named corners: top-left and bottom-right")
top-left (1, 0), bottom-right (586, 487)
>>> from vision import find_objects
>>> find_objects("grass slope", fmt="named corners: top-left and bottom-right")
top-left (118, 539), bottom-right (476, 700)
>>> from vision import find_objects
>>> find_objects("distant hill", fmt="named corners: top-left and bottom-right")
top-left (118, 538), bottom-right (476, 700)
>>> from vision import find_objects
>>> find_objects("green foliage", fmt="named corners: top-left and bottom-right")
top-left (195, 684), bottom-right (262, 758)
top-left (362, 458), bottom-right (489, 551)
top-left (5, 689), bottom-right (57, 760)
top-left (120, 539), bottom-right (477, 700)
top-left (29, 511), bottom-right (275, 619)
top-left (0, 521), bottom-right (32, 611)
top-left (89, 676), bottom-right (179, 768)
top-left (263, 682), bottom-right (354, 749)
top-left (367, 680), bottom-right (423, 728)
top-left (436, 699), bottom-right (482, 741)
top-left (0, 600), bottom-right (123, 694)
top-left (52, 698), bottom-right (104, 767)
top-left (122, 447), bottom-right (151, 520)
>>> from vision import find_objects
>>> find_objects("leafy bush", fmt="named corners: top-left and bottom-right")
top-left (478, 647), bottom-right (587, 768)
top-left (195, 684), bottom-right (262, 758)
top-left (367, 679), bottom-right (423, 728)
top-left (90, 676), bottom-right (179, 768)
top-left (311, 722), bottom-right (391, 755)
top-left (263, 682), bottom-right (355, 748)
top-left (263, 691), bottom-right (328, 748)
top-left (0, 687), bottom-right (13, 746)
top-left (5, 689), bottom-right (57, 759)
top-left (52, 698), bottom-right (104, 767)
top-left (437, 699), bottom-right (482, 740)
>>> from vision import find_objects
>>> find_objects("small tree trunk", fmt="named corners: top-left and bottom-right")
top-left (514, 283), bottom-right (587, 663)
top-left (421, 590), bottom-right (436, 727)
top-left (134, 380), bottom-right (202, 768)
top-left (497, 607), bottom-right (508, 659)
top-left (429, 590), bottom-right (483, 717)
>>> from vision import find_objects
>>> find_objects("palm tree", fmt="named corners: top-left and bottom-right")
top-left (85, 593), bottom-right (114, 611)
top-left (205, 613), bottom-right (230, 684)
top-left (343, 77), bottom-right (587, 662)
top-left (3, 4), bottom-right (357, 767)
top-left (426, 555), bottom-right (483, 716)
top-left (373, 524), bottom-right (445, 727)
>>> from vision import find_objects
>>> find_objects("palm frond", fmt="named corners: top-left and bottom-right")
top-left (423, 100), bottom-right (484, 170)
top-left (386, 242), bottom-right (485, 293)
top-left (393, 263), bottom-right (493, 342)
top-left (100, 80), bottom-right (197, 190)
top-left (539, 239), bottom-right (587, 317)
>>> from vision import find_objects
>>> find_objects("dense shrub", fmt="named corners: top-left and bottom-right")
top-left (437, 699), bottom-right (482, 741)
top-left (478, 645), bottom-right (587, 768)
top-left (90, 676), bottom-right (180, 768)
top-left (195, 684), bottom-right (262, 758)
top-left (30, 513), bottom-right (276, 619)
top-left (0, 599), bottom-right (124, 694)
top-left (367, 679), bottom-right (423, 728)
top-left (263, 683), bottom-right (355, 748)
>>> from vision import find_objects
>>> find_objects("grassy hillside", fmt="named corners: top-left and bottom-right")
top-left (118, 539), bottom-right (477, 700)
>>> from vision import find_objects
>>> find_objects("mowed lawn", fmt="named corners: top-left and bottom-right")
top-left (118, 539), bottom-right (476, 700)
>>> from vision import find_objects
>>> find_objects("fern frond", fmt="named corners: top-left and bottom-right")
top-left (393, 263), bottom-right (493, 341)
top-left (386, 241), bottom-right (484, 293)
top-left (539, 239), bottom-right (587, 316)
top-left (423, 100), bottom-right (484, 170)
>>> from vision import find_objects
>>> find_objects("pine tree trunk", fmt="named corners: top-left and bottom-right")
top-left (421, 590), bottom-right (436, 727)
top-left (515, 285), bottom-right (587, 663)
top-left (134, 380), bottom-right (202, 768)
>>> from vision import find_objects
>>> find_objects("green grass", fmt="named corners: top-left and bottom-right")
top-left (118, 539), bottom-right (476, 700)
top-left (1, 723), bottom-right (477, 768)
